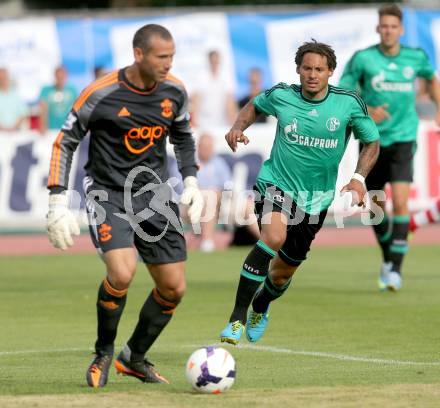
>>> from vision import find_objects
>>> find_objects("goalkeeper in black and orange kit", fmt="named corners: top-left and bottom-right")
top-left (46, 24), bottom-right (203, 388)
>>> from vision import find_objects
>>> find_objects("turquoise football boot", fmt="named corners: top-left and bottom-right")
top-left (220, 320), bottom-right (244, 345)
top-left (246, 308), bottom-right (269, 343)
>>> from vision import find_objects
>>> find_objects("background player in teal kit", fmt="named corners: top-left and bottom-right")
top-left (339, 3), bottom-right (440, 291)
top-left (220, 41), bottom-right (380, 345)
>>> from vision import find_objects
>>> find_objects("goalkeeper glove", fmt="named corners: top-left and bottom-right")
top-left (46, 194), bottom-right (80, 250)
top-left (180, 176), bottom-right (204, 224)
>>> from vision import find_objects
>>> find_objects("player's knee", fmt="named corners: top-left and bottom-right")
top-left (159, 281), bottom-right (186, 303)
top-left (171, 282), bottom-right (186, 302)
top-left (393, 205), bottom-right (409, 216)
top-left (105, 256), bottom-right (137, 290)
top-left (108, 275), bottom-right (132, 290)
top-left (260, 231), bottom-right (286, 251)
top-left (271, 275), bottom-right (291, 287)
top-left (270, 268), bottom-right (294, 286)
top-left (106, 267), bottom-right (136, 290)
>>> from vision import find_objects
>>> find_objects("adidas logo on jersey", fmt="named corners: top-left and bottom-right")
top-left (308, 109), bottom-right (318, 117)
top-left (118, 107), bottom-right (131, 117)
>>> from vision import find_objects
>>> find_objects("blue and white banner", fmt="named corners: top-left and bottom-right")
top-left (0, 17), bottom-right (61, 102)
top-left (266, 9), bottom-right (379, 85)
top-left (0, 121), bottom-right (439, 229)
top-left (1, 8), bottom-right (440, 228)
top-left (109, 13), bottom-right (237, 94)
top-left (1, 8), bottom-right (439, 103)
top-left (431, 17), bottom-right (440, 70)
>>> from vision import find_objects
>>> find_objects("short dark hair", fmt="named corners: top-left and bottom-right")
top-left (132, 24), bottom-right (173, 52)
top-left (378, 3), bottom-right (403, 21)
top-left (208, 50), bottom-right (220, 60)
top-left (295, 40), bottom-right (337, 71)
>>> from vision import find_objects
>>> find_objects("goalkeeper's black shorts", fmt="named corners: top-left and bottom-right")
top-left (82, 176), bottom-right (186, 264)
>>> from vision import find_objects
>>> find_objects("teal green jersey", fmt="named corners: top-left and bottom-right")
top-left (39, 84), bottom-right (78, 130)
top-left (339, 44), bottom-right (435, 147)
top-left (253, 83), bottom-right (379, 215)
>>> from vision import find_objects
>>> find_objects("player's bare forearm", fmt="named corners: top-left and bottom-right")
top-left (341, 140), bottom-right (379, 207)
top-left (225, 100), bottom-right (257, 152)
top-left (367, 104), bottom-right (390, 124)
top-left (355, 140), bottom-right (380, 177)
top-left (231, 99), bottom-right (257, 132)
top-left (426, 76), bottom-right (440, 112)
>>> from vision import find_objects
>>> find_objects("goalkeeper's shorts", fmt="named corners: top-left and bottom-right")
top-left (82, 176), bottom-right (187, 264)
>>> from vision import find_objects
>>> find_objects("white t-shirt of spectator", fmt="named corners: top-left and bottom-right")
top-left (193, 71), bottom-right (234, 130)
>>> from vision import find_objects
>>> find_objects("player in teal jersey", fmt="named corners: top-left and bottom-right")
top-left (339, 3), bottom-right (440, 291)
top-left (219, 40), bottom-right (380, 345)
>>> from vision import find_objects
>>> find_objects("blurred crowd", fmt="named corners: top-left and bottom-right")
top-left (0, 48), bottom-right (435, 135)
top-left (0, 50), bottom-right (270, 135)
top-left (0, 48), bottom-right (437, 251)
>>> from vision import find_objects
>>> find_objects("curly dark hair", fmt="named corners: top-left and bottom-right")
top-left (295, 40), bottom-right (337, 71)
top-left (379, 3), bottom-right (403, 22)
top-left (133, 24), bottom-right (173, 52)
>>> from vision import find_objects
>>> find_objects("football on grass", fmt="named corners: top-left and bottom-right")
top-left (185, 346), bottom-right (236, 394)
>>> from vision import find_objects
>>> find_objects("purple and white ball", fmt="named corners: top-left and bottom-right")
top-left (185, 346), bottom-right (236, 394)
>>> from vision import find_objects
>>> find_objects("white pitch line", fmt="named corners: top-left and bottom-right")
top-left (0, 347), bottom-right (94, 356)
top-left (2, 344), bottom-right (439, 367)
top-left (241, 344), bottom-right (440, 366)
top-left (183, 343), bottom-right (440, 367)
top-left (0, 344), bottom-right (191, 357)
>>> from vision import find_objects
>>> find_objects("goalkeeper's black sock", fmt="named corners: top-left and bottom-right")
top-left (229, 240), bottom-right (276, 324)
top-left (252, 275), bottom-right (292, 313)
top-left (95, 278), bottom-right (127, 355)
top-left (127, 288), bottom-right (178, 361)
top-left (388, 215), bottom-right (410, 274)
top-left (372, 213), bottom-right (391, 262)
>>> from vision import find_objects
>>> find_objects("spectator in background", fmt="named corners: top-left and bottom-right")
top-left (94, 66), bottom-right (108, 80)
top-left (416, 78), bottom-right (438, 119)
top-left (196, 132), bottom-right (232, 252)
top-left (0, 67), bottom-right (28, 132)
top-left (170, 133), bottom-right (259, 251)
top-left (38, 65), bottom-right (77, 133)
top-left (238, 67), bottom-right (267, 123)
top-left (190, 50), bottom-right (238, 130)
top-left (196, 132), bottom-right (259, 251)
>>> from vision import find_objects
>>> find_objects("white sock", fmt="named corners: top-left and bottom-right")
top-left (413, 198), bottom-right (440, 227)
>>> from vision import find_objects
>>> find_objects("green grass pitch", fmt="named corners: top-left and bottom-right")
top-left (0, 245), bottom-right (439, 407)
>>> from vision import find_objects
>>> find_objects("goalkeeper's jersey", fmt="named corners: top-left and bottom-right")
top-left (253, 83), bottom-right (379, 215)
top-left (339, 44), bottom-right (435, 147)
top-left (47, 68), bottom-right (197, 193)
